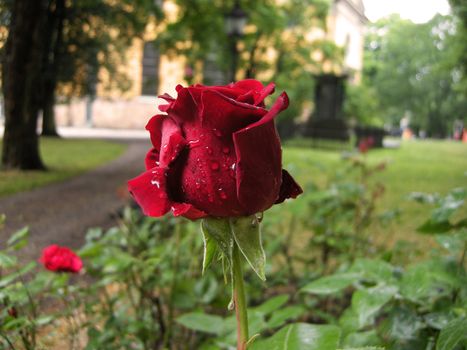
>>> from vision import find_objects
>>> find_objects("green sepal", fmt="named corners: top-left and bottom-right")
top-left (201, 217), bottom-right (233, 265)
top-left (200, 223), bottom-right (217, 275)
top-left (230, 215), bottom-right (266, 281)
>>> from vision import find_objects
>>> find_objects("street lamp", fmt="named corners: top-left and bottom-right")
top-left (225, 0), bottom-right (247, 82)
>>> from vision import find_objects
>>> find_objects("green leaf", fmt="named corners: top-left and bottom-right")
top-left (201, 224), bottom-right (217, 275)
top-left (254, 294), bottom-right (290, 315)
top-left (7, 227), bottom-right (29, 248)
top-left (268, 306), bottom-right (306, 329)
top-left (250, 323), bottom-right (341, 350)
top-left (436, 317), bottom-right (467, 350)
top-left (417, 220), bottom-right (453, 234)
top-left (0, 252), bottom-right (17, 268)
top-left (201, 218), bottom-right (233, 265)
top-left (338, 348), bottom-right (384, 350)
top-left (176, 312), bottom-right (225, 335)
top-left (301, 273), bottom-right (359, 295)
top-left (229, 216), bottom-right (266, 281)
top-left (0, 262), bottom-right (36, 288)
top-left (435, 232), bottom-right (466, 254)
top-left (399, 260), bottom-right (459, 302)
top-left (342, 330), bottom-right (380, 347)
top-left (350, 259), bottom-right (395, 284)
top-left (352, 285), bottom-right (397, 329)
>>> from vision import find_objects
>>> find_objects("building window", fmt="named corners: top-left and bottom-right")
top-left (141, 41), bottom-right (160, 96)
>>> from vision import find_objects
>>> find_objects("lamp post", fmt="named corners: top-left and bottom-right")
top-left (224, 0), bottom-right (247, 83)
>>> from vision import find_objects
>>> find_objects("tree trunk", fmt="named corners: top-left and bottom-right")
top-left (2, 0), bottom-right (48, 170)
top-left (42, 0), bottom-right (65, 137)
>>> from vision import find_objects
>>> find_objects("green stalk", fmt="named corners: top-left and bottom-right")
top-left (233, 242), bottom-right (249, 350)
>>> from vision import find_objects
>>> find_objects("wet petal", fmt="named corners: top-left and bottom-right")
top-left (171, 202), bottom-right (208, 220)
top-left (275, 169), bottom-right (303, 204)
top-left (145, 148), bottom-right (160, 170)
top-left (159, 117), bottom-right (187, 168)
top-left (128, 167), bottom-right (171, 217)
top-left (200, 90), bottom-right (266, 133)
top-left (232, 92), bottom-right (289, 214)
top-left (167, 87), bottom-right (199, 123)
top-left (145, 114), bottom-right (165, 150)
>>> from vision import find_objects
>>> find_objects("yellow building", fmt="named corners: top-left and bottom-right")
top-left (54, 0), bottom-right (367, 129)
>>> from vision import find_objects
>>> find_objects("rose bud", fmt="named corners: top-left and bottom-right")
top-left (40, 245), bottom-right (83, 273)
top-left (128, 79), bottom-right (302, 219)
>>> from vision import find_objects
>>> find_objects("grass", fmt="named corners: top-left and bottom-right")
top-left (0, 138), bottom-right (126, 197)
top-left (281, 139), bottom-right (467, 248)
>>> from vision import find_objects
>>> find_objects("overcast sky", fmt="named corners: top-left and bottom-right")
top-left (363, 0), bottom-right (451, 23)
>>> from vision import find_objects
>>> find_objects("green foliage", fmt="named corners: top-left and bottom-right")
top-left (344, 83), bottom-right (383, 127)
top-left (363, 14), bottom-right (467, 136)
top-left (57, 0), bottom-right (162, 97)
top-left (158, 0), bottom-right (341, 137)
top-left (0, 228), bottom-right (75, 349)
top-left (251, 323), bottom-right (341, 350)
top-left (1, 150), bottom-right (466, 349)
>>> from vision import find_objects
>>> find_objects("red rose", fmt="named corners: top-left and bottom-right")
top-left (358, 136), bottom-right (375, 154)
top-left (128, 79), bottom-right (302, 219)
top-left (40, 245), bottom-right (83, 273)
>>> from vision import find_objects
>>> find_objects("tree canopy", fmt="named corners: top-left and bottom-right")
top-left (354, 13), bottom-right (467, 136)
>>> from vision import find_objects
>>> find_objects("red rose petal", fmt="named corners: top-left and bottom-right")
top-left (253, 82), bottom-right (276, 106)
top-left (275, 169), bottom-right (303, 204)
top-left (145, 114), bottom-right (165, 150)
top-left (159, 117), bottom-right (187, 168)
top-left (128, 167), bottom-right (172, 217)
top-left (158, 104), bottom-right (171, 112)
top-left (40, 245), bottom-right (82, 273)
top-left (233, 79), bottom-right (265, 92)
top-left (159, 93), bottom-right (175, 103)
top-left (145, 148), bottom-right (160, 170)
top-left (171, 202), bottom-right (208, 220)
top-left (232, 92), bottom-right (289, 214)
top-left (200, 90), bottom-right (266, 133)
top-left (168, 87), bottom-right (199, 123)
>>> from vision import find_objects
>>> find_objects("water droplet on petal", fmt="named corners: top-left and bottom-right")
top-left (188, 139), bottom-right (201, 148)
top-left (206, 146), bottom-right (213, 155)
top-left (151, 178), bottom-right (161, 188)
top-left (222, 147), bottom-right (230, 154)
top-left (213, 128), bottom-right (222, 137)
top-left (218, 188), bottom-right (227, 200)
top-left (210, 162), bottom-right (220, 171)
top-left (231, 163), bottom-right (236, 171)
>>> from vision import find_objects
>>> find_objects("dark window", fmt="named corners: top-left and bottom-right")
top-left (141, 41), bottom-right (160, 96)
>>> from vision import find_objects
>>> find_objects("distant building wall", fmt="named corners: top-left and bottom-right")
top-left (54, 0), bottom-right (367, 129)
top-left (328, 0), bottom-right (366, 82)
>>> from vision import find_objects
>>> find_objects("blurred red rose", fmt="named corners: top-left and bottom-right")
top-left (358, 137), bottom-right (375, 154)
top-left (40, 245), bottom-right (83, 273)
top-left (128, 79), bottom-right (302, 219)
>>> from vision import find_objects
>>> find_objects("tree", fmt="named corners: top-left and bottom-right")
top-left (1, 0), bottom-right (48, 169)
top-left (1, 0), bottom-right (161, 169)
top-left (157, 0), bottom-right (341, 137)
top-left (362, 14), bottom-right (466, 137)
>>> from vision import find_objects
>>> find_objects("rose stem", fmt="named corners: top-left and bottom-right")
top-left (233, 242), bottom-right (249, 350)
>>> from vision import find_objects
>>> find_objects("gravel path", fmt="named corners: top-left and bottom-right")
top-left (0, 139), bottom-right (149, 260)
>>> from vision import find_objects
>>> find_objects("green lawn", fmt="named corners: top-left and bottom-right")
top-left (282, 139), bottom-right (467, 247)
top-left (0, 138), bottom-right (126, 197)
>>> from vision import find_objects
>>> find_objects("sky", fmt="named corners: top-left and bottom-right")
top-left (363, 0), bottom-right (451, 23)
